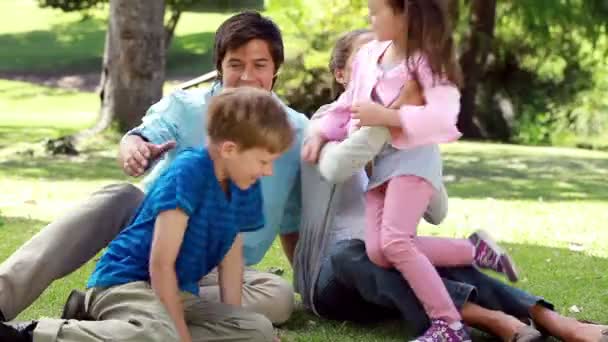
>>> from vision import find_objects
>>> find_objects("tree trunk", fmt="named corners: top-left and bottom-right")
top-left (102, 0), bottom-right (166, 133)
top-left (90, 28), bottom-right (112, 135)
top-left (458, 0), bottom-right (496, 139)
top-left (50, 28), bottom-right (112, 149)
top-left (165, 8), bottom-right (182, 51)
top-left (447, 0), bottom-right (459, 29)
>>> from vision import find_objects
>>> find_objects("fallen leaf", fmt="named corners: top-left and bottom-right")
top-left (267, 267), bottom-right (284, 276)
top-left (568, 242), bottom-right (585, 252)
top-left (444, 175), bottom-right (456, 182)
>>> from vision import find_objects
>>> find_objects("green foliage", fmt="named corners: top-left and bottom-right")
top-left (270, 0), bottom-right (608, 143)
top-left (37, 0), bottom-right (103, 12)
top-left (476, 0), bottom-right (608, 145)
top-left (268, 0), bottom-right (367, 115)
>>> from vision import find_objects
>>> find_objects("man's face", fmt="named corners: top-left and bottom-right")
top-left (221, 39), bottom-right (276, 91)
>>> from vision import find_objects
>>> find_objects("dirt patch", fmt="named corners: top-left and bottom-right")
top-left (0, 71), bottom-right (101, 92)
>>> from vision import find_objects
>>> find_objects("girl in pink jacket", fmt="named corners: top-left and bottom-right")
top-left (303, 1), bottom-right (518, 341)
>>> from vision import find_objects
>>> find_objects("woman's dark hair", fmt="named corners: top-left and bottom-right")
top-left (213, 11), bottom-right (284, 83)
top-left (387, 0), bottom-right (463, 87)
top-left (328, 29), bottom-right (372, 97)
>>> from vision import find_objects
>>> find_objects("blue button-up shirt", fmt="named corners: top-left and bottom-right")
top-left (128, 83), bottom-right (309, 265)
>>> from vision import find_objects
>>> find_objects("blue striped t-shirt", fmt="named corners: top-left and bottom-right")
top-left (87, 148), bottom-right (264, 295)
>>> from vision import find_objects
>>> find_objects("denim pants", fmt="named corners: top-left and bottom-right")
top-left (314, 239), bottom-right (552, 336)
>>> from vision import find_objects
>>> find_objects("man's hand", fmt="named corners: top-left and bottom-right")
top-left (119, 135), bottom-right (176, 177)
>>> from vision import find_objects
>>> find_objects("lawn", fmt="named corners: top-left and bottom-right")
top-left (1, 1), bottom-right (607, 341)
top-left (1, 78), bottom-right (607, 341)
top-left (0, 0), bottom-right (229, 77)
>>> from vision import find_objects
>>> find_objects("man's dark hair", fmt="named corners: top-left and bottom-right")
top-left (213, 11), bottom-right (284, 80)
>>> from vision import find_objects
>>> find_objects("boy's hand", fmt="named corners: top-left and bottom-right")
top-left (301, 133), bottom-right (326, 164)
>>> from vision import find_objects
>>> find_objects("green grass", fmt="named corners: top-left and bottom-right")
top-left (0, 0), bottom-right (229, 76)
top-left (1, 80), bottom-right (608, 341)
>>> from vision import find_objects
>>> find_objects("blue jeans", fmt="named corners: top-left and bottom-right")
top-left (314, 239), bottom-right (552, 336)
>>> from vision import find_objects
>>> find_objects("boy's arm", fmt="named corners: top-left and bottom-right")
top-left (218, 234), bottom-right (244, 306)
top-left (149, 209), bottom-right (192, 342)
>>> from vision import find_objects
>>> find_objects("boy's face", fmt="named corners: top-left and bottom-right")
top-left (222, 145), bottom-right (281, 190)
top-left (221, 39), bottom-right (276, 91)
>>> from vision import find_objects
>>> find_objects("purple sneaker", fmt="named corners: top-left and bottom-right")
top-left (411, 319), bottom-right (471, 342)
top-left (470, 230), bottom-right (519, 282)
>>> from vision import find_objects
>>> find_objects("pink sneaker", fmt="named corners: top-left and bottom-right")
top-left (470, 230), bottom-right (519, 282)
top-left (411, 319), bottom-right (471, 342)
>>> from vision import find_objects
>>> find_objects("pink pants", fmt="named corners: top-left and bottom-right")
top-left (365, 175), bottom-right (475, 323)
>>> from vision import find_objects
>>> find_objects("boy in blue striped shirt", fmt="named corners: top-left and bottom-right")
top-left (0, 87), bottom-right (293, 342)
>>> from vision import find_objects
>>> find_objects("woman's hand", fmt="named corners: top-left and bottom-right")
top-left (301, 133), bottom-right (327, 164)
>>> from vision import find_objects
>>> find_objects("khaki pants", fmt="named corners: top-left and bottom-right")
top-left (199, 268), bottom-right (294, 325)
top-left (0, 183), bottom-right (294, 328)
top-left (33, 281), bottom-right (273, 342)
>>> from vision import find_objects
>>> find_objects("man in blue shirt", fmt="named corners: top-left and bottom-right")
top-left (0, 11), bottom-right (308, 334)
top-left (0, 87), bottom-right (293, 342)
top-left (119, 12), bottom-right (308, 324)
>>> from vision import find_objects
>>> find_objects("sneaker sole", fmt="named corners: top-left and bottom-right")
top-left (470, 230), bottom-right (519, 282)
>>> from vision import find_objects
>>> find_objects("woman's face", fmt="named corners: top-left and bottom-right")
top-left (334, 32), bottom-right (374, 86)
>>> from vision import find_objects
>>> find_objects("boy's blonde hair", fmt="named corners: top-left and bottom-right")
top-left (207, 87), bottom-right (294, 153)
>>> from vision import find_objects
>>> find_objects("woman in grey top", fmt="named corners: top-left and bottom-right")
top-left (293, 29), bottom-right (608, 342)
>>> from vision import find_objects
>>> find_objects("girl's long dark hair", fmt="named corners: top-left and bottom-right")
top-left (387, 0), bottom-right (463, 87)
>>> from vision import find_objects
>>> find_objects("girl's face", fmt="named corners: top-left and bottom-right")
top-left (334, 33), bottom-right (375, 86)
top-left (368, 0), bottom-right (405, 42)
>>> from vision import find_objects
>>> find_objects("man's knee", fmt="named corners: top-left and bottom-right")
top-left (108, 183), bottom-right (144, 206)
top-left (265, 275), bottom-right (294, 324)
top-left (245, 272), bottom-right (294, 325)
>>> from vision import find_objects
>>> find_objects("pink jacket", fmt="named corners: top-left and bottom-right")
top-left (317, 40), bottom-right (462, 149)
